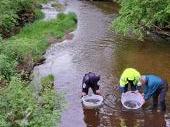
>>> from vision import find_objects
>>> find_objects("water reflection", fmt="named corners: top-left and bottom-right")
top-left (114, 37), bottom-right (170, 83)
top-left (109, 111), bottom-right (167, 127)
top-left (90, 1), bottom-right (119, 14)
top-left (83, 108), bottom-right (100, 127)
top-left (143, 113), bottom-right (166, 127)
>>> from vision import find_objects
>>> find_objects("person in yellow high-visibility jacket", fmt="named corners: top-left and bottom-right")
top-left (119, 68), bottom-right (141, 93)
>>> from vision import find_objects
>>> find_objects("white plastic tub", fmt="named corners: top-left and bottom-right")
top-left (121, 91), bottom-right (144, 109)
top-left (82, 95), bottom-right (103, 109)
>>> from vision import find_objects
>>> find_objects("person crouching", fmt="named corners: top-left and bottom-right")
top-left (140, 75), bottom-right (168, 112)
top-left (81, 72), bottom-right (101, 97)
top-left (119, 68), bottom-right (141, 93)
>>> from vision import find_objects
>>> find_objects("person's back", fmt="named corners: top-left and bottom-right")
top-left (119, 68), bottom-right (141, 93)
top-left (146, 75), bottom-right (164, 88)
top-left (140, 74), bottom-right (168, 111)
top-left (82, 72), bottom-right (100, 96)
top-left (88, 72), bottom-right (99, 85)
top-left (143, 75), bottom-right (167, 101)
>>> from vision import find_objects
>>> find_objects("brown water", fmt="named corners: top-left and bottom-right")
top-left (34, 0), bottom-right (170, 127)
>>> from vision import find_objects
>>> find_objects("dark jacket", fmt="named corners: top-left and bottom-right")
top-left (82, 72), bottom-right (100, 86)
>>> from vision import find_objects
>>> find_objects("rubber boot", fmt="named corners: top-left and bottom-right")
top-left (152, 95), bottom-right (158, 111)
top-left (152, 103), bottom-right (158, 111)
top-left (147, 104), bottom-right (158, 111)
top-left (160, 101), bottom-right (166, 112)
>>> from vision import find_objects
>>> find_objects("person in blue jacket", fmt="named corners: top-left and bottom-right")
top-left (139, 75), bottom-right (168, 111)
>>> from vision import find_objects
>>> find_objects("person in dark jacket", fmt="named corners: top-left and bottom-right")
top-left (140, 75), bottom-right (168, 111)
top-left (81, 72), bottom-right (100, 96)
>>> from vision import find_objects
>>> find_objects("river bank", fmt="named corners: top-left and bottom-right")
top-left (0, 1), bottom-right (77, 126)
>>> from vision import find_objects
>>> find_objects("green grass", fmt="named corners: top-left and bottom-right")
top-left (0, 0), bottom-right (42, 38)
top-left (0, 12), bottom-right (77, 80)
top-left (0, 2), bottom-right (77, 125)
top-left (0, 75), bottom-right (64, 127)
top-left (0, 1), bottom-right (77, 126)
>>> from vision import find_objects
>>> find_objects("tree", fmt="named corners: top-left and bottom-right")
top-left (113, 0), bottom-right (170, 39)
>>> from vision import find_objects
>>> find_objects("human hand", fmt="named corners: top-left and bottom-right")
top-left (81, 92), bottom-right (87, 98)
top-left (142, 98), bottom-right (145, 104)
top-left (134, 90), bottom-right (139, 93)
top-left (96, 90), bottom-right (101, 95)
top-left (141, 93), bottom-right (145, 104)
top-left (121, 92), bottom-right (125, 97)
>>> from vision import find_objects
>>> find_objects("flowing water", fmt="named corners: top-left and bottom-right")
top-left (34, 0), bottom-right (170, 127)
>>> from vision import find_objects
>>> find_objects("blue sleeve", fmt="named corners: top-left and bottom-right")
top-left (144, 86), bottom-right (150, 100)
top-left (144, 84), bottom-right (158, 101)
top-left (144, 86), bottom-right (148, 95)
top-left (144, 91), bottom-right (152, 101)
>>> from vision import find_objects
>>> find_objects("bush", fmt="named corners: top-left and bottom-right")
top-left (0, 0), bottom-right (45, 38)
top-left (1, 38), bottom-right (48, 63)
top-left (0, 75), bottom-right (64, 127)
top-left (0, 54), bottom-right (17, 80)
top-left (34, 9), bottom-right (45, 20)
top-left (0, 12), bottom-right (77, 80)
top-left (0, 76), bottom-right (37, 126)
top-left (41, 74), bottom-right (55, 92)
top-left (113, 0), bottom-right (170, 39)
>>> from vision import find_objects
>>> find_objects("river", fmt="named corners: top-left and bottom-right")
top-left (34, 0), bottom-right (170, 127)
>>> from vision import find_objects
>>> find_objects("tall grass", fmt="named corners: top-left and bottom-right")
top-left (0, 11), bottom-right (77, 126)
top-left (0, 12), bottom-right (77, 80)
top-left (0, 75), bottom-right (64, 127)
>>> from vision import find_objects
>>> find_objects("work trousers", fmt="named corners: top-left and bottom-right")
top-left (152, 82), bottom-right (168, 111)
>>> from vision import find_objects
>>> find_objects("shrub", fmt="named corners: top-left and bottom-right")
top-left (0, 54), bottom-right (17, 80)
top-left (113, 0), bottom-right (170, 39)
top-left (0, 12), bottom-right (77, 80)
top-left (0, 75), bottom-right (64, 127)
top-left (0, 0), bottom-right (45, 38)
top-left (1, 38), bottom-right (48, 63)
top-left (41, 74), bottom-right (55, 92)
top-left (0, 76), bottom-right (37, 126)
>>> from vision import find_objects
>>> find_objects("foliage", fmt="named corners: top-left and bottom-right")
top-left (0, 76), bottom-right (37, 127)
top-left (41, 74), bottom-right (55, 92)
top-left (0, 54), bottom-right (17, 80)
top-left (113, 0), bottom-right (170, 39)
top-left (1, 38), bottom-right (48, 63)
top-left (0, 75), bottom-right (64, 127)
top-left (0, 0), bottom-right (45, 38)
top-left (34, 8), bottom-right (45, 20)
top-left (0, 1), bottom-right (76, 126)
top-left (0, 13), bottom-right (77, 80)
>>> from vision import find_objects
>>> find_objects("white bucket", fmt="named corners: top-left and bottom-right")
top-left (82, 95), bottom-right (103, 109)
top-left (121, 91), bottom-right (144, 109)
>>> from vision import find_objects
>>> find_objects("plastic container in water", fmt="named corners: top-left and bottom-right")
top-left (82, 95), bottom-right (103, 109)
top-left (121, 91), bottom-right (144, 109)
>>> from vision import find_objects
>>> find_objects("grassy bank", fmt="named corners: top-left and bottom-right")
top-left (0, 6), bottom-right (77, 127)
top-left (0, 0), bottom-right (48, 38)
top-left (0, 75), bottom-right (65, 127)
top-left (0, 12), bottom-right (77, 81)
